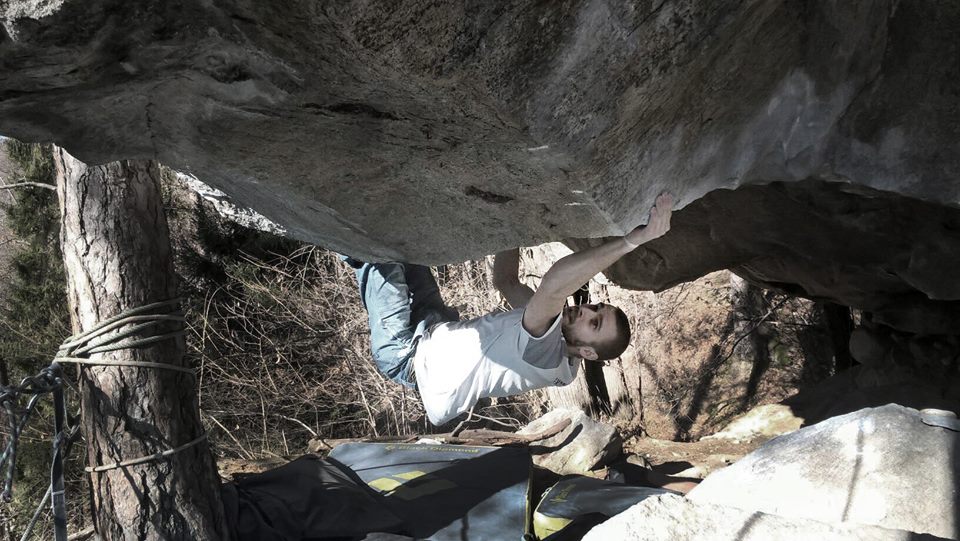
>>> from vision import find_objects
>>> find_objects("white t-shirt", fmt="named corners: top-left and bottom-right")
top-left (412, 308), bottom-right (580, 425)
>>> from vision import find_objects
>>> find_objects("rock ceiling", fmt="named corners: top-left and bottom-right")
top-left (1, 1), bottom-right (958, 332)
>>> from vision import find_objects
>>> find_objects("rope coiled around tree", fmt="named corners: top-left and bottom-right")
top-left (1, 297), bottom-right (206, 541)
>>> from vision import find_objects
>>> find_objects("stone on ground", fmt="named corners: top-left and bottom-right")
top-left (517, 408), bottom-right (622, 475)
top-left (701, 403), bottom-right (804, 442)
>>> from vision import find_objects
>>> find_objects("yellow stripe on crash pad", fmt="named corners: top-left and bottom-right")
top-left (394, 470), bottom-right (427, 480)
top-left (368, 477), bottom-right (403, 492)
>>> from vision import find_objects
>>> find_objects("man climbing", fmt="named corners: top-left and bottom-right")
top-left (343, 193), bottom-right (673, 425)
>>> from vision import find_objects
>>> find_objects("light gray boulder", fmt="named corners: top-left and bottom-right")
top-left (701, 403), bottom-right (804, 443)
top-left (582, 494), bottom-right (947, 541)
top-left (518, 408), bottom-right (621, 475)
top-left (689, 404), bottom-right (959, 539)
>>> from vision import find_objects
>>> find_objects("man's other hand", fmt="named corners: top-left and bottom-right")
top-left (625, 192), bottom-right (673, 247)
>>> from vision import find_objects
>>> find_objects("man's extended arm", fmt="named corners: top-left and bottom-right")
top-left (522, 193), bottom-right (674, 336)
top-left (492, 248), bottom-right (535, 309)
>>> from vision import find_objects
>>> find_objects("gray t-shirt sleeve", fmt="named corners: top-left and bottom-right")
top-left (520, 313), bottom-right (566, 369)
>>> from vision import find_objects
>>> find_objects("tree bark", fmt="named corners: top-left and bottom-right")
top-left (54, 148), bottom-right (226, 540)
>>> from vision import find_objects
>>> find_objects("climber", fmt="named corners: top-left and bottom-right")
top-left (342, 193), bottom-right (674, 425)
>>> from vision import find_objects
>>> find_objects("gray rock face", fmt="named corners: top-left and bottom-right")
top-left (1, 1), bottom-right (958, 331)
top-left (701, 403), bottom-right (803, 443)
top-left (688, 404), bottom-right (960, 539)
top-left (518, 408), bottom-right (622, 475)
top-left (581, 179), bottom-right (960, 333)
top-left (582, 494), bottom-right (947, 541)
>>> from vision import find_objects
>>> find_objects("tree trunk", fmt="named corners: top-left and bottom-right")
top-left (54, 148), bottom-right (226, 540)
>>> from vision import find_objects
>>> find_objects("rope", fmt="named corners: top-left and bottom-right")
top-left (1, 297), bottom-right (196, 541)
top-left (85, 433), bottom-right (208, 473)
top-left (55, 358), bottom-right (195, 376)
top-left (57, 299), bottom-right (182, 351)
top-left (53, 297), bottom-right (194, 373)
top-left (61, 315), bottom-right (184, 353)
top-left (72, 320), bottom-right (184, 356)
top-left (57, 298), bottom-right (187, 363)
top-left (0, 365), bottom-right (61, 501)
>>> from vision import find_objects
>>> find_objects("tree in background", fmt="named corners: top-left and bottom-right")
top-left (0, 140), bottom-right (68, 378)
top-left (0, 141), bottom-right (78, 538)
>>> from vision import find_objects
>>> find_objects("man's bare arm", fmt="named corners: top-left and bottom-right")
top-left (522, 193), bottom-right (674, 336)
top-left (492, 248), bottom-right (535, 309)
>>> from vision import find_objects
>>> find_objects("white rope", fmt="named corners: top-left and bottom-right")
top-left (54, 357), bottom-right (195, 376)
top-left (85, 433), bottom-right (208, 473)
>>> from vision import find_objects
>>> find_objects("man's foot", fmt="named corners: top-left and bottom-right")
top-left (338, 254), bottom-right (365, 269)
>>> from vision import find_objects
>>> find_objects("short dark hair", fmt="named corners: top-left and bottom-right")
top-left (594, 306), bottom-right (631, 361)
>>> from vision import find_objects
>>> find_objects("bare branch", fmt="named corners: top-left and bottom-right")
top-left (67, 526), bottom-right (96, 541)
top-left (0, 181), bottom-right (56, 191)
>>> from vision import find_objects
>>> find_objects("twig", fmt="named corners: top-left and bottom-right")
top-left (277, 414), bottom-right (318, 438)
top-left (449, 418), bottom-right (571, 445)
top-left (714, 298), bottom-right (789, 367)
top-left (0, 181), bottom-right (56, 191)
top-left (67, 526), bottom-right (95, 541)
top-left (355, 379), bottom-right (379, 438)
top-left (468, 410), bottom-right (524, 430)
top-left (451, 404), bottom-right (477, 437)
top-left (307, 418), bottom-right (572, 451)
top-left (204, 412), bottom-right (254, 460)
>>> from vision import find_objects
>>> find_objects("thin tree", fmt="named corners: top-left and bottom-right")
top-left (54, 148), bottom-right (226, 539)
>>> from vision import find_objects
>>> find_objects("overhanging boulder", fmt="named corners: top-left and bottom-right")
top-left (1, 1), bottom-right (958, 331)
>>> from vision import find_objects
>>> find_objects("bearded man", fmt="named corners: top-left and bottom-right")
top-left (343, 193), bottom-right (673, 425)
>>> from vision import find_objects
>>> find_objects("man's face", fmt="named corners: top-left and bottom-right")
top-left (561, 303), bottom-right (620, 355)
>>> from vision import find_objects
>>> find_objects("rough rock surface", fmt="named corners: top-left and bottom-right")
top-left (688, 404), bottom-right (960, 540)
top-left (702, 403), bottom-right (804, 442)
top-left (1, 1), bottom-right (959, 332)
top-left (518, 408), bottom-right (622, 475)
top-left (582, 493), bottom-right (947, 541)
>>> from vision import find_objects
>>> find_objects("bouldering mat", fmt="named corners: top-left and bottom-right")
top-left (329, 442), bottom-right (532, 541)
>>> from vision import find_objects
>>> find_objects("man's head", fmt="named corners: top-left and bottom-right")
top-left (560, 302), bottom-right (631, 361)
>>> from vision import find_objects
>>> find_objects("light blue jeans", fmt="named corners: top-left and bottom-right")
top-left (343, 258), bottom-right (458, 388)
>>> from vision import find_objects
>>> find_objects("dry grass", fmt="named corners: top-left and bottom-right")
top-left (187, 247), bottom-right (421, 458)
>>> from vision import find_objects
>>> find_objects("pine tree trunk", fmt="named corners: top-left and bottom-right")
top-left (54, 148), bottom-right (226, 540)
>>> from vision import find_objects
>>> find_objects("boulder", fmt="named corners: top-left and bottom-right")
top-left (582, 494), bottom-right (947, 541)
top-left (688, 404), bottom-right (959, 539)
top-left (701, 403), bottom-right (803, 443)
top-left (1, 2), bottom-right (959, 332)
top-left (518, 409), bottom-right (622, 475)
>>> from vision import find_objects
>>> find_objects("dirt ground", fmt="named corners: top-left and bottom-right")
top-left (627, 435), bottom-right (767, 478)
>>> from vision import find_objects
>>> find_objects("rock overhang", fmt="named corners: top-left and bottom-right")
top-left (0, 0), bottom-right (958, 332)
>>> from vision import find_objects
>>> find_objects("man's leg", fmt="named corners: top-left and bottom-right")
top-left (404, 265), bottom-right (459, 327)
top-left (345, 259), bottom-right (418, 387)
